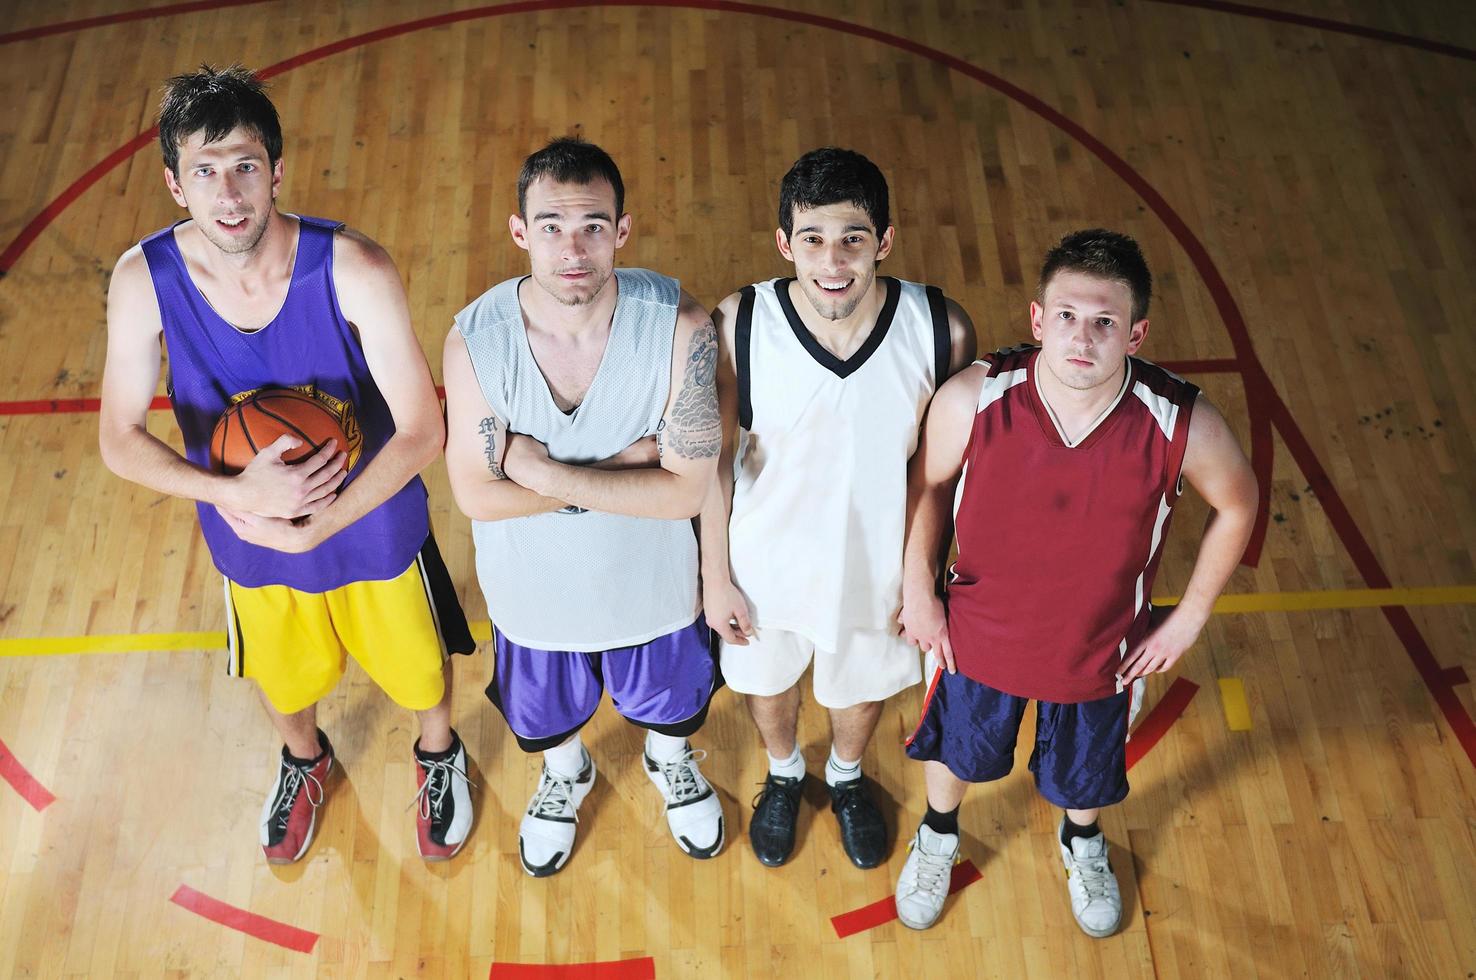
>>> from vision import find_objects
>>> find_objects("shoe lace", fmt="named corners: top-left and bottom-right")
top-left (834, 781), bottom-right (879, 819)
top-left (751, 777), bottom-right (800, 819)
top-left (908, 840), bottom-right (956, 898)
top-left (273, 761), bottom-right (325, 830)
top-left (1071, 852), bottom-right (1114, 901)
top-left (529, 768), bottom-right (582, 821)
top-left (410, 756), bottom-right (474, 821)
top-left (653, 748), bottom-right (709, 803)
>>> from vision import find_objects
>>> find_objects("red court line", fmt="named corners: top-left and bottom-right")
top-left (1, 0), bottom-right (1466, 768)
top-left (1144, 0), bottom-right (1476, 62)
top-left (489, 958), bottom-right (656, 980)
top-left (169, 884), bottom-right (319, 953)
top-left (0, 0), bottom-right (274, 45)
top-left (0, 736), bottom-right (56, 811)
top-left (1126, 677), bottom-right (1200, 770)
top-left (830, 859), bottom-right (982, 938)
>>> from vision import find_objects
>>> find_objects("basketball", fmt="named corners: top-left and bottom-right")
top-left (209, 388), bottom-right (350, 474)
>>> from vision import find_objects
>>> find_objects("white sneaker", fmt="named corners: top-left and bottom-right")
top-left (895, 823), bottom-right (960, 930)
top-left (518, 751), bottom-right (596, 877)
top-left (643, 744), bottom-right (725, 858)
top-left (1058, 819), bottom-right (1122, 937)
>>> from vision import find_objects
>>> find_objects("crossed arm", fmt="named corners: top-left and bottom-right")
top-left (443, 292), bottom-right (720, 522)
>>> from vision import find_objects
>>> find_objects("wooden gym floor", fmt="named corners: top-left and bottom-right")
top-left (1, 0), bottom-right (1474, 976)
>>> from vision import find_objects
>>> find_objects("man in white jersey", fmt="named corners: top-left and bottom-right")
top-left (444, 138), bottom-right (725, 876)
top-left (701, 148), bottom-right (977, 869)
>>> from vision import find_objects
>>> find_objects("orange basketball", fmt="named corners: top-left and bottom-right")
top-left (210, 388), bottom-right (350, 475)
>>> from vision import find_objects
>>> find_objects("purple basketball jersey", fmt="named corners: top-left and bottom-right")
top-left (140, 215), bottom-right (428, 591)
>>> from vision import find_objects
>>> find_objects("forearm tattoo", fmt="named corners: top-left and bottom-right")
top-left (477, 416), bottom-right (505, 478)
top-left (663, 320), bottom-right (721, 459)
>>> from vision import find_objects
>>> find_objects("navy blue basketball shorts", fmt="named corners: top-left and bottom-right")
top-left (905, 665), bottom-right (1131, 811)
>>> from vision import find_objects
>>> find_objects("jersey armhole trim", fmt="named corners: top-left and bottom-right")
top-left (926, 284), bottom-right (949, 385)
top-left (736, 285), bottom-right (756, 430)
top-left (1165, 385), bottom-right (1199, 503)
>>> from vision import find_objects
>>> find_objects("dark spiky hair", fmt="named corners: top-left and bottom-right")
top-left (517, 137), bottom-right (625, 217)
top-left (1037, 229), bottom-right (1153, 322)
top-left (777, 147), bottom-right (890, 238)
top-left (158, 64), bottom-right (282, 176)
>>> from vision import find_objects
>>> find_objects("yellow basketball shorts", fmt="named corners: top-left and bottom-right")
top-left (222, 537), bottom-right (474, 715)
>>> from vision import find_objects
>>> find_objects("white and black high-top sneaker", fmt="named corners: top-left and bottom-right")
top-left (518, 751), bottom-right (596, 877)
top-left (642, 744), bottom-right (724, 859)
top-left (412, 730), bottom-right (474, 861)
top-left (260, 730), bottom-right (334, 865)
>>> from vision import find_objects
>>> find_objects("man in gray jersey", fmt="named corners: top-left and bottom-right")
top-left (443, 138), bottom-right (725, 876)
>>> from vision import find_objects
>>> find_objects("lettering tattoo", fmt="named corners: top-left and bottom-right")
top-left (477, 416), bottom-right (506, 478)
top-left (663, 319), bottom-right (720, 459)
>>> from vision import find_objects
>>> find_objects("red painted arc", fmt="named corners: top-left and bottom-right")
top-left (0, 0), bottom-right (1469, 766)
top-left (0, 0), bottom-right (275, 46)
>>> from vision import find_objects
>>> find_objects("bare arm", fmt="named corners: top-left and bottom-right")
top-left (1120, 395), bottom-right (1257, 682)
top-left (503, 291), bottom-right (720, 519)
top-left (898, 363), bottom-right (988, 672)
top-left (944, 297), bottom-right (979, 378)
top-left (698, 291), bottom-right (752, 643)
top-left (98, 246), bottom-right (345, 519)
top-left (217, 229), bottom-right (444, 552)
top-left (443, 327), bottom-right (568, 521)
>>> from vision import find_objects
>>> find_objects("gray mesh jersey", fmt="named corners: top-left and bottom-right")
top-left (454, 268), bottom-right (700, 651)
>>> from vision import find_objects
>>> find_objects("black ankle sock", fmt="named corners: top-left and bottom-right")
top-left (922, 803), bottom-right (960, 837)
top-left (415, 730), bottom-right (461, 762)
top-left (1061, 815), bottom-right (1101, 846)
top-left (285, 729), bottom-right (329, 767)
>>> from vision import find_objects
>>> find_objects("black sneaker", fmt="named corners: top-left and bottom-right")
top-left (749, 772), bottom-right (806, 867)
top-left (828, 775), bottom-right (887, 869)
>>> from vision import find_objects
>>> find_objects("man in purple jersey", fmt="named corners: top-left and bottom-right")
top-left (99, 65), bottom-right (475, 864)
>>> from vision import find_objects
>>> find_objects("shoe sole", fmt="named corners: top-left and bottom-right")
top-left (419, 838), bottom-right (467, 862)
top-left (676, 818), bottom-right (725, 860)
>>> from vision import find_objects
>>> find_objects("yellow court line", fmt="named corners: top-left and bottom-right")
top-left (2, 585), bottom-right (1475, 658)
top-left (1218, 678), bottom-right (1253, 731)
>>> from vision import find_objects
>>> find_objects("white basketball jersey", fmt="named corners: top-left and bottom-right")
top-left (727, 276), bottom-right (950, 649)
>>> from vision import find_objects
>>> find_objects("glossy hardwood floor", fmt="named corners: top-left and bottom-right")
top-left (1, 1), bottom-right (1474, 976)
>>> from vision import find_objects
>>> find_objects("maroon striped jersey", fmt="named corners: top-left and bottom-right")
top-left (946, 345), bottom-right (1198, 702)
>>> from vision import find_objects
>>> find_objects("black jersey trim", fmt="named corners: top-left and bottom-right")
top-left (773, 276), bottom-right (901, 379)
top-left (925, 284), bottom-right (950, 385)
top-left (736, 285), bottom-right (756, 430)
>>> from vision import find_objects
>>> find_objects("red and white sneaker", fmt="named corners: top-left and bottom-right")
top-left (260, 731), bottom-right (334, 864)
top-left (413, 731), bottom-right (474, 861)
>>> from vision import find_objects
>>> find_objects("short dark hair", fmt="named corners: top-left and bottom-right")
top-left (517, 137), bottom-right (625, 217)
top-left (158, 64), bottom-right (282, 177)
top-left (777, 147), bottom-right (890, 238)
top-left (1037, 229), bottom-right (1153, 322)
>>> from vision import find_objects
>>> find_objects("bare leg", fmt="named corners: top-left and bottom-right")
top-left (923, 760), bottom-right (968, 812)
top-left (256, 686), bottom-right (322, 759)
top-left (1066, 807), bottom-right (1100, 826)
top-left (744, 686), bottom-right (802, 758)
top-left (416, 659), bottom-right (455, 753)
top-left (827, 700), bottom-right (884, 762)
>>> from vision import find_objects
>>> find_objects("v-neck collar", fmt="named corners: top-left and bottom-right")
top-left (1029, 350), bottom-right (1133, 449)
top-left (514, 273), bottom-right (623, 424)
top-left (170, 215), bottom-right (303, 335)
top-left (774, 276), bottom-right (901, 379)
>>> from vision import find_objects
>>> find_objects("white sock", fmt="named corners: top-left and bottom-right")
top-left (768, 746), bottom-right (806, 780)
top-left (645, 731), bottom-right (689, 764)
top-left (542, 735), bottom-right (586, 778)
top-left (825, 746), bottom-right (862, 787)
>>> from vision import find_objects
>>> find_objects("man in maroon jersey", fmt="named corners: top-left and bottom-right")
top-left (892, 229), bottom-right (1257, 934)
